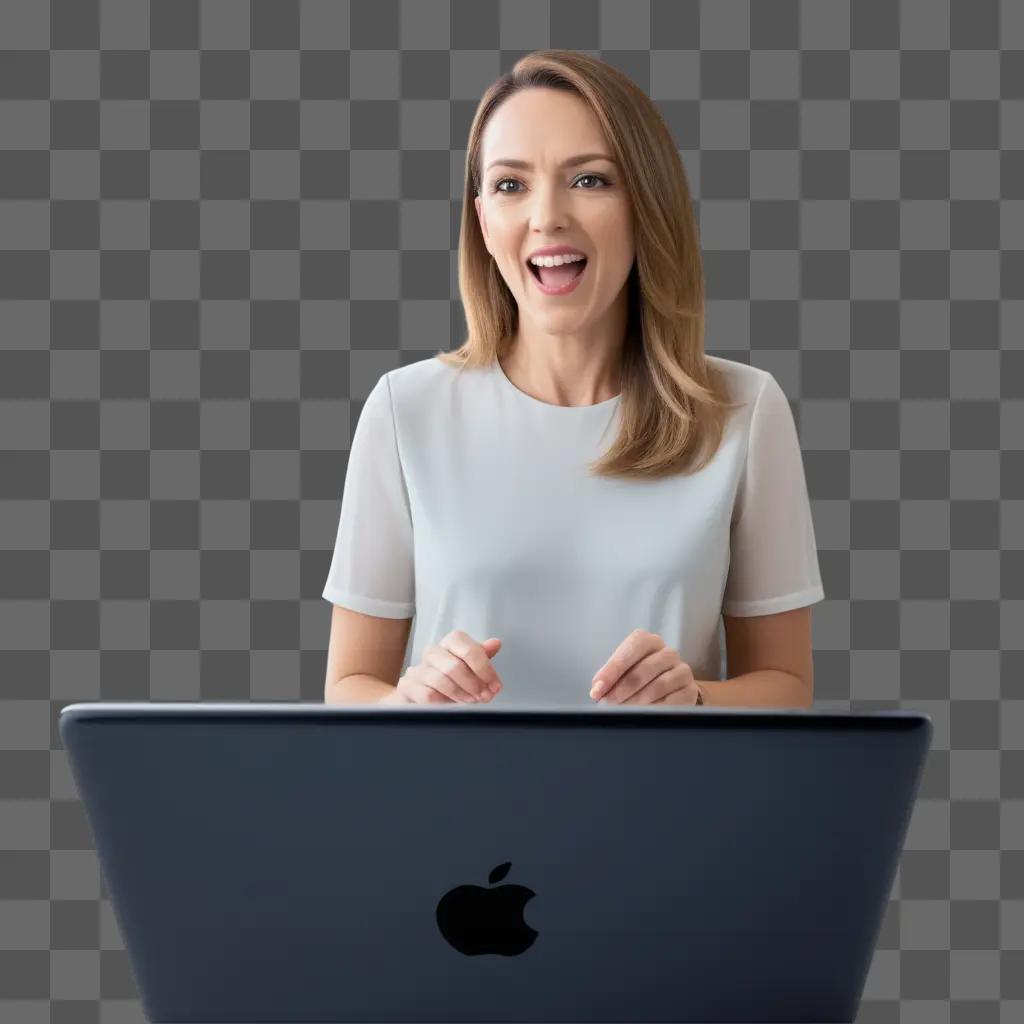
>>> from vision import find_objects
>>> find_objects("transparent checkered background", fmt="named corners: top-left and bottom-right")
top-left (1, 0), bottom-right (1022, 1021)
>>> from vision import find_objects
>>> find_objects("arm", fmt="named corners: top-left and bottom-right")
top-left (323, 605), bottom-right (412, 705)
top-left (702, 607), bottom-right (815, 708)
top-left (325, 674), bottom-right (398, 705)
top-left (694, 669), bottom-right (809, 709)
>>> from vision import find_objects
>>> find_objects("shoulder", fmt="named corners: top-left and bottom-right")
top-left (384, 356), bottom-right (488, 418)
top-left (705, 354), bottom-right (771, 416)
top-left (385, 356), bottom-right (462, 397)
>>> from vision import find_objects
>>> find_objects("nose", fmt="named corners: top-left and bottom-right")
top-left (527, 180), bottom-right (572, 234)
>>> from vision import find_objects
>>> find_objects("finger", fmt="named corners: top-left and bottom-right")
top-left (423, 665), bottom-right (485, 703)
top-left (424, 648), bottom-right (482, 702)
top-left (407, 676), bottom-right (456, 704)
top-left (620, 664), bottom-right (690, 705)
top-left (599, 647), bottom-right (678, 704)
top-left (427, 640), bottom-right (497, 702)
top-left (591, 630), bottom-right (662, 699)
top-left (442, 631), bottom-right (503, 695)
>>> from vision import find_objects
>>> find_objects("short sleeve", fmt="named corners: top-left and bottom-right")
top-left (322, 373), bottom-right (415, 618)
top-left (721, 372), bottom-right (825, 617)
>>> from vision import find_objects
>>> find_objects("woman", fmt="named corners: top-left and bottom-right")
top-left (324, 50), bottom-right (824, 709)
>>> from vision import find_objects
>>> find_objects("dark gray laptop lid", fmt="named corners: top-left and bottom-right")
top-left (60, 703), bottom-right (932, 1023)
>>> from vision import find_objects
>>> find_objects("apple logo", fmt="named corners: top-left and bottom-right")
top-left (436, 861), bottom-right (538, 956)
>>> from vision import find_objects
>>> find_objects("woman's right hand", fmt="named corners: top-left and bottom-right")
top-left (378, 632), bottom-right (503, 705)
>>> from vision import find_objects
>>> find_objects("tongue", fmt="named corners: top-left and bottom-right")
top-left (538, 260), bottom-right (585, 287)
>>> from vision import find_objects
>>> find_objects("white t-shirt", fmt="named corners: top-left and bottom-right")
top-left (322, 353), bottom-right (825, 707)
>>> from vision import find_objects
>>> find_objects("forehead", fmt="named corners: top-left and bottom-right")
top-left (480, 88), bottom-right (608, 163)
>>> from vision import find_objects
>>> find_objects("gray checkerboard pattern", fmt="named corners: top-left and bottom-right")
top-left (0, 0), bottom-right (1021, 1021)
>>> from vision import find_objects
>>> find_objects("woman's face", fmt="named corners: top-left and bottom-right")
top-left (474, 88), bottom-right (634, 333)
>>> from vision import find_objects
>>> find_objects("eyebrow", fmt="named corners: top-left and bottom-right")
top-left (485, 152), bottom-right (617, 172)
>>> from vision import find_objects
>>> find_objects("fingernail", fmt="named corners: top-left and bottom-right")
top-left (490, 682), bottom-right (500, 694)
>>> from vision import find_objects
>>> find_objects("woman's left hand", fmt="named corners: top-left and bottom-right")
top-left (589, 629), bottom-right (702, 705)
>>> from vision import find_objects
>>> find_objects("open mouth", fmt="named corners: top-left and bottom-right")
top-left (527, 257), bottom-right (588, 290)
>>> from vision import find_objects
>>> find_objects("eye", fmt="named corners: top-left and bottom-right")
top-left (491, 173), bottom-right (611, 194)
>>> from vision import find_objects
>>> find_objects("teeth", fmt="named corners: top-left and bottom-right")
top-left (528, 253), bottom-right (586, 267)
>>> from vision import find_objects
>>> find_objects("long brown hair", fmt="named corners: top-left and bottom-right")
top-left (435, 49), bottom-right (745, 480)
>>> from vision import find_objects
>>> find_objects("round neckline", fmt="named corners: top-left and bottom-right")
top-left (493, 358), bottom-right (621, 411)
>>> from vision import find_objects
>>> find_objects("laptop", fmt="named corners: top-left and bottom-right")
top-left (59, 702), bottom-right (932, 1024)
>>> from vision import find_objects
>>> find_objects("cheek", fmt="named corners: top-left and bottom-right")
top-left (591, 211), bottom-right (633, 265)
top-left (486, 223), bottom-right (518, 267)
top-left (595, 246), bottom-right (635, 284)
